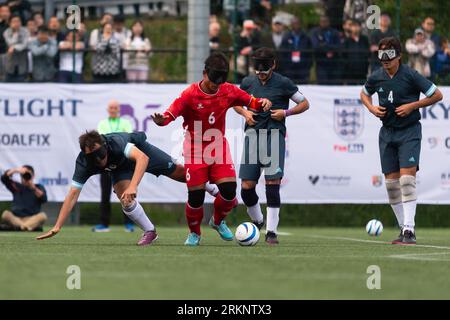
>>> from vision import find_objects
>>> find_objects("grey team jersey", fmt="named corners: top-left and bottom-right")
top-left (363, 64), bottom-right (436, 128)
top-left (240, 72), bottom-right (301, 135)
top-left (71, 132), bottom-right (147, 189)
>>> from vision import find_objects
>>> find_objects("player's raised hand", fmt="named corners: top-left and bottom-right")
top-left (369, 105), bottom-right (387, 118)
top-left (36, 227), bottom-right (60, 240)
top-left (270, 109), bottom-right (285, 121)
top-left (151, 112), bottom-right (169, 126)
top-left (395, 103), bottom-right (415, 117)
top-left (260, 98), bottom-right (272, 112)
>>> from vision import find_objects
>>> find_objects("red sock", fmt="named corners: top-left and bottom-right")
top-left (185, 203), bottom-right (203, 235)
top-left (213, 194), bottom-right (237, 225)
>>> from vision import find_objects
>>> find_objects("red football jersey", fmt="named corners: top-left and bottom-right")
top-left (164, 82), bottom-right (257, 163)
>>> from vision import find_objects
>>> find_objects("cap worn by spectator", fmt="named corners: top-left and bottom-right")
top-left (414, 28), bottom-right (424, 35)
top-left (272, 16), bottom-right (284, 25)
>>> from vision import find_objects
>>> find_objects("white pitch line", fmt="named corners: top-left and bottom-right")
top-left (309, 235), bottom-right (450, 250)
top-left (262, 231), bottom-right (292, 236)
top-left (388, 252), bottom-right (450, 261)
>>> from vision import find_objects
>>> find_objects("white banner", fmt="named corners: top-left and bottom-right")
top-left (0, 84), bottom-right (449, 204)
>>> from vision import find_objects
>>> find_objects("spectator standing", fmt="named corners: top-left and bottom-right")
top-left (3, 14), bottom-right (28, 82)
top-left (47, 16), bottom-right (64, 42)
top-left (89, 12), bottom-right (113, 49)
top-left (91, 22), bottom-right (121, 83)
top-left (436, 37), bottom-right (450, 80)
top-left (25, 18), bottom-right (36, 40)
top-left (209, 21), bottom-right (221, 50)
top-left (28, 26), bottom-right (57, 82)
top-left (310, 15), bottom-right (341, 84)
top-left (421, 17), bottom-right (440, 79)
top-left (342, 19), bottom-right (369, 84)
top-left (369, 13), bottom-right (396, 72)
top-left (279, 17), bottom-right (312, 82)
top-left (0, 165), bottom-right (47, 232)
top-left (264, 16), bottom-right (286, 50)
top-left (58, 30), bottom-right (84, 83)
top-left (113, 14), bottom-right (131, 48)
top-left (25, 18), bottom-right (36, 77)
top-left (93, 100), bottom-right (134, 233)
top-left (405, 28), bottom-right (435, 78)
top-left (236, 19), bottom-right (261, 79)
top-left (251, 0), bottom-right (273, 26)
top-left (343, 0), bottom-right (370, 35)
top-left (6, 0), bottom-right (31, 25)
top-left (0, 4), bottom-right (11, 81)
top-left (340, 18), bottom-right (353, 43)
top-left (31, 11), bottom-right (44, 29)
top-left (124, 20), bottom-right (151, 83)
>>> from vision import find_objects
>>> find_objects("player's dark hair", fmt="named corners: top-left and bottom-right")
top-left (79, 130), bottom-right (103, 152)
top-left (379, 37), bottom-right (402, 64)
top-left (252, 47), bottom-right (275, 61)
top-left (23, 165), bottom-right (34, 176)
top-left (378, 37), bottom-right (402, 54)
top-left (204, 52), bottom-right (229, 72)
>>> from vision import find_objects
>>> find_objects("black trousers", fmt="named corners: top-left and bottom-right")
top-left (100, 172), bottom-right (132, 226)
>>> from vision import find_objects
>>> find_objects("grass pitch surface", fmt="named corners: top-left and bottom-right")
top-left (1, 226), bottom-right (450, 299)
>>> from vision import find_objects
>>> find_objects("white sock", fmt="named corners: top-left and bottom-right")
top-left (205, 182), bottom-right (219, 196)
top-left (266, 207), bottom-right (280, 233)
top-left (122, 201), bottom-right (154, 232)
top-left (247, 203), bottom-right (263, 224)
top-left (402, 200), bottom-right (416, 232)
top-left (390, 203), bottom-right (404, 228)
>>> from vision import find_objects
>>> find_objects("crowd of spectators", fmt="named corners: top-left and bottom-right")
top-left (0, 3), bottom-right (153, 83)
top-left (213, 10), bottom-right (450, 84)
top-left (0, 0), bottom-right (448, 84)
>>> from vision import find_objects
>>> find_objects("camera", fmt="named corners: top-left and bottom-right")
top-left (21, 172), bottom-right (32, 181)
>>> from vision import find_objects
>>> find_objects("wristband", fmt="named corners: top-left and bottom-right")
top-left (284, 109), bottom-right (294, 117)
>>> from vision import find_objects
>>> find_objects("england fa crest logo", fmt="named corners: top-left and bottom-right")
top-left (334, 99), bottom-right (364, 141)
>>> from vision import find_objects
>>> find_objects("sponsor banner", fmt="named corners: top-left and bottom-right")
top-left (0, 84), bottom-right (449, 204)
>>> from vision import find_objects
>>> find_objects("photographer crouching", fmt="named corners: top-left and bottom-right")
top-left (1, 165), bottom-right (47, 231)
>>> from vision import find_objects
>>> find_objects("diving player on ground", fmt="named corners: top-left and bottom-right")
top-left (233, 47), bottom-right (310, 244)
top-left (152, 52), bottom-right (271, 246)
top-left (36, 130), bottom-right (218, 245)
top-left (360, 37), bottom-right (443, 245)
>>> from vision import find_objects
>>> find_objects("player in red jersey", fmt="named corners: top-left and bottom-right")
top-left (152, 52), bottom-right (271, 245)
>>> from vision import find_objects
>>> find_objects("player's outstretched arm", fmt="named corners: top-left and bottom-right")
top-left (395, 88), bottom-right (443, 117)
top-left (121, 146), bottom-right (149, 204)
top-left (36, 187), bottom-right (81, 240)
top-left (151, 112), bottom-right (170, 126)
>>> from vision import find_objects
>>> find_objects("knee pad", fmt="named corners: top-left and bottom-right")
top-left (399, 175), bottom-right (417, 202)
top-left (188, 189), bottom-right (205, 208)
top-left (241, 187), bottom-right (259, 207)
top-left (265, 184), bottom-right (280, 208)
top-left (218, 182), bottom-right (237, 201)
top-left (385, 179), bottom-right (402, 204)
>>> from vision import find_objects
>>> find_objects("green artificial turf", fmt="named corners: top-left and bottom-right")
top-left (1, 226), bottom-right (450, 299)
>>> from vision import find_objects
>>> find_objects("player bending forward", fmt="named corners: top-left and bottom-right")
top-left (360, 37), bottom-right (443, 245)
top-left (36, 131), bottom-right (218, 245)
top-left (233, 47), bottom-right (310, 244)
top-left (152, 52), bottom-right (271, 246)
